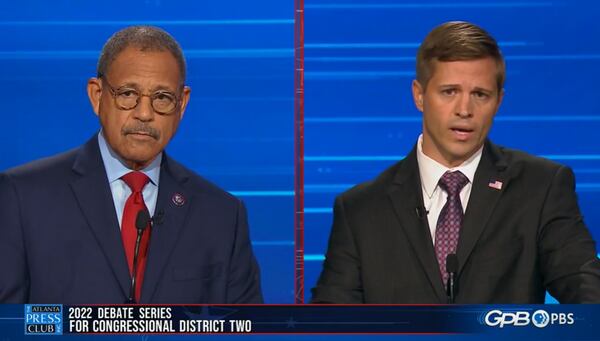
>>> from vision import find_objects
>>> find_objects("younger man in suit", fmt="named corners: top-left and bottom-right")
top-left (312, 21), bottom-right (600, 303)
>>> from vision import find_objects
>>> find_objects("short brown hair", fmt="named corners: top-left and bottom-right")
top-left (416, 21), bottom-right (505, 92)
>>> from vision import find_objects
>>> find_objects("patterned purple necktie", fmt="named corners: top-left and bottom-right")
top-left (434, 170), bottom-right (469, 285)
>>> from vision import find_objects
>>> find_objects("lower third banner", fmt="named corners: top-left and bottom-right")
top-left (0, 304), bottom-right (596, 338)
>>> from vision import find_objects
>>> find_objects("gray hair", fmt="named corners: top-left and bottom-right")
top-left (96, 25), bottom-right (186, 82)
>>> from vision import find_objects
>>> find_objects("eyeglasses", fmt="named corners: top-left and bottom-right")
top-left (100, 76), bottom-right (182, 115)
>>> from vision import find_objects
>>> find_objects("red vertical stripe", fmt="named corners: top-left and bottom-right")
top-left (294, 0), bottom-right (305, 304)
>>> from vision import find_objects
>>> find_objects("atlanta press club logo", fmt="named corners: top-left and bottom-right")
top-left (24, 304), bottom-right (63, 335)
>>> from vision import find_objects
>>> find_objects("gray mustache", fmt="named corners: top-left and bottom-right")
top-left (122, 124), bottom-right (160, 140)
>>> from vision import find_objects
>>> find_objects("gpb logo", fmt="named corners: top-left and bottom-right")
top-left (484, 310), bottom-right (530, 328)
top-left (483, 309), bottom-right (574, 328)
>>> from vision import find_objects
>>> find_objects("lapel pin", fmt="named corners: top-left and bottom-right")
top-left (488, 180), bottom-right (503, 190)
top-left (172, 193), bottom-right (186, 206)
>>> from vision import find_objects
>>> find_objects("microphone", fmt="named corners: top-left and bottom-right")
top-left (126, 210), bottom-right (151, 304)
top-left (415, 206), bottom-right (428, 219)
top-left (135, 209), bottom-right (151, 231)
top-left (446, 254), bottom-right (458, 304)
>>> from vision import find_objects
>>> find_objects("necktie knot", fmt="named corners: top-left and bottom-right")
top-left (121, 171), bottom-right (150, 193)
top-left (438, 170), bottom-right (468, 196)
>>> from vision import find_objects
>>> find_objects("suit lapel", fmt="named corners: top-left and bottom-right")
top-left (457, 141), bottom-right (511, 274)
top-left (388, 148), bottom-right (447, 302)
top-left (69, 136), bottom-right (131, 298)
top-left (141, 155), bottom-right (191, 302)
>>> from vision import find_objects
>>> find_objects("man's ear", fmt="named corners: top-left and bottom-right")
top-left (87, 77), bottom-right (102, 116)
top-left (412, 79), bottom-right (425, 112)
top-left (178, 85), bottom-right (191, 120)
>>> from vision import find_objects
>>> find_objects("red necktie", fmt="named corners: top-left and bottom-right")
top-left (121, 171), bottom-right (151, 302)
top-left (434, 170), bottom-right (468, 285)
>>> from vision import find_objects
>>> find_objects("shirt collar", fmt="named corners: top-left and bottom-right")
top-left (97, 131), bottom-right (161, 186)
top-left (416, 134), bottom-right (482, 198)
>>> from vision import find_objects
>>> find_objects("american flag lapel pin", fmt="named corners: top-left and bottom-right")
top-left (488, 179), bottom-right (503, 190)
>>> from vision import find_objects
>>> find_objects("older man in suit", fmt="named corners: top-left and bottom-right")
top-left (311, 21), bottom-right (600, 303)
top-left (0, 26), bottom-right (262, 304)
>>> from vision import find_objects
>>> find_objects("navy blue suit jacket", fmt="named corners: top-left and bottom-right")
top-left (0, 136), bottom-right (263, 304)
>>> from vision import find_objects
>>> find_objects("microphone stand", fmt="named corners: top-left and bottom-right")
top-left (126, 210), bottom-right (150, 304)
top-left (446, 254), bottom-right (458, 304)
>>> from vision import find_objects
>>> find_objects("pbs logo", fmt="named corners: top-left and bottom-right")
top-left (531, 310), bottom-right (550, 328)
top-left (484, 309), bottom-right (574, 328)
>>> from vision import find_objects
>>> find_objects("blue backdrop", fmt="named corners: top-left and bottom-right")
top-left (2, 0), bottom-right (599, 305)
top-left (0, 1), bottom-right (294, 303)
top-left (303, 0), bottom-right (600, 302)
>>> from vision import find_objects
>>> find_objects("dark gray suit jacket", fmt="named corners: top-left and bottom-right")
top-left (312, 140), bottom-right (600, 303)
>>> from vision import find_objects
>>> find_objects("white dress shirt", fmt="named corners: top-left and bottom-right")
top-left (97, 131), bottom-right (161, 229)
top-left (415, 134), bottom-right (483, 244)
